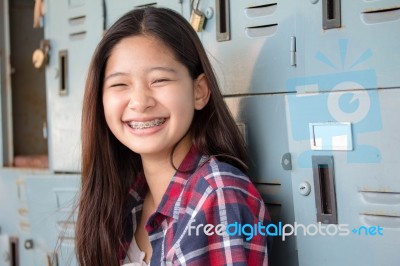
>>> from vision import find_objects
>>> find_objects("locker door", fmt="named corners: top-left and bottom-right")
top-left (0, 170), bottom-right (36, 266)
top-left (24, 175), bottom-right (80, 266)
top-left (44, 0), bottom-right (103, 172)
top-left (225, 95), bottom-right (298, 266)
top-left (296, 0), bottom-right (400, 89)
top-left (189, 0), bottom-right (298, 95)
top-left (287, 1), bottom-right (400, 265)
top-left (286, 89), bottom-right (400, 266)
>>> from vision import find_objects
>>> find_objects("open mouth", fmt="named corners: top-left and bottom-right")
top-left (128, 118), bottom-right (166, 130)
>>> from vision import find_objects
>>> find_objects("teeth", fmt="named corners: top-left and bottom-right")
top-left (128, 118), bottom-right (166, 129)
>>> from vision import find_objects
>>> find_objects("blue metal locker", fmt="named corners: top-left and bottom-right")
top-left (44, 0), bottom-right (103, 172)
top-left (24, 175), bottom-right (80, 265)
top-left (287, 0), bottom-right (400, 265)
top-left (225, 95), bottom-right (298, 266)
top-left (0, 169), bottom-right (48, 266)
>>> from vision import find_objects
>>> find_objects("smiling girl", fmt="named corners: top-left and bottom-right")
top-left (76, 7), bottom-right (270, 266)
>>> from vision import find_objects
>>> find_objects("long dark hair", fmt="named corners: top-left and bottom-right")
top-left (76, 6), bottom-right (248, 265)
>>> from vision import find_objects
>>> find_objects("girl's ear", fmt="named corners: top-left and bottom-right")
top-left (194, 73), bottom-right (211, 110)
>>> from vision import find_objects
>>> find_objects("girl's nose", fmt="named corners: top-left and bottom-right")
top-left (127, 86), bottom-right (155, 112)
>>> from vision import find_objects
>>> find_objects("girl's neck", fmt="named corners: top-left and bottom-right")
top-left (140, 135), bottom-right (192, 209)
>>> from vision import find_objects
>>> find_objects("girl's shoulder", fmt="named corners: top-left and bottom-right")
top-left (185, 156), bottom-right (263, 203)
top-left (179, 156), bottom-right (269, 223)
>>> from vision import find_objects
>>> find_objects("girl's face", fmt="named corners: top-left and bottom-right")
top-left (102, 35), bottom-right (208, 158)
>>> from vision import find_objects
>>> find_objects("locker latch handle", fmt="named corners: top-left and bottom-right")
top-left (59, 50), bottom-right (68, 96)
top-left (323, 0), bottom-right (341, 29)
top-left (312, 156), bottom-right (338, 224)
top-left (216, 0), bottom-right (230, 41)
top-left (10, 236), bottom-right (19, 266)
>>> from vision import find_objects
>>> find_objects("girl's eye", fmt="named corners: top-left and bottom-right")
top-left (109, 83), bottom-right (127, 88)
top-left (153, 78), bottom-right (170, 84)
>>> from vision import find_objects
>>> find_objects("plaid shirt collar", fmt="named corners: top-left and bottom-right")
top-left (133, 145), bottom-right (207, 229)
top-left (120, 146), bottom-right (208, 257)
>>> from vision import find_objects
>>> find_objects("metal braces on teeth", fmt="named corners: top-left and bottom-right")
top-left (130, 118), bottom-right (165, 129)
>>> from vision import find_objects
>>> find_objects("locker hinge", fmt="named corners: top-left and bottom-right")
top-left (281, 152), bottom-right (292, 170)
top-left (290, 36), bottom-right (296, 66)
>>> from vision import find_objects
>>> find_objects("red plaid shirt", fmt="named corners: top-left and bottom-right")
top-left (119, 146), bottom-right (270, 265)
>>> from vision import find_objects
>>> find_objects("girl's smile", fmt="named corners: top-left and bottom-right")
top-left (124, 117), bottom-right (168, 136)
top-left (127, 118), bottom-right (166, 130)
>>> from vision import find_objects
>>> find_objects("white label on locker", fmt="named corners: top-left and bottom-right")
top-left (309, 122), bottom-right (353, 151)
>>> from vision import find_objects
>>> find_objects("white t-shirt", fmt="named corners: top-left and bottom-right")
top-left (122, 237), bottom-right (149, 266)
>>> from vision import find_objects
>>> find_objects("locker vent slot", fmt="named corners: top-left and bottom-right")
top-left (69, 31), bottom-right (87, 40)
top-left (17, 207), bottom-right (28, 216)
top-left (69, 15), bottom-right (86, 26)
top-left (19, 221), bottom-right (30, 232)
top-left (244, 1), bottom-right (278, 39)
top-left (255, 183), bottom-right (282, 200)
top-left (245, 3), bottom-right (277, 18)
top-left (55, 189), bottom-right (78, 211)
top-left (360, 213), bottom-right (400, 229)
top-left (359, 191), bottom-right (400, 205)
top-left (362, 7), bottom-right (400, 24)
top-left (68, 14), bottom-right (87, 40)
top-left (57, 221), bottom-right (76, 239)
top-left (54, 189), bottom-right (78, 245)
top-left (359, 191), bottom-right (400, 229)
top-left (363, 7), bottom-right (400, 14)
top-left (245, 24), bottom-right (278, 38)
top-left (135, 2), bottom-right (157, 8)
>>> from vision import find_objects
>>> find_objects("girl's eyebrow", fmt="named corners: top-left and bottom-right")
top-left (146, 66), bottom-right (178, 74)
top-left (104, 67), bottom-right (178, 82)
top-left (104, 72), bottom-right (128, 82)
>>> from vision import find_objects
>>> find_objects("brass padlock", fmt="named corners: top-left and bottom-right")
top-left (190, 9), bottom-right (205, 32)
top-left (32, 39), bottom-right (50, 69)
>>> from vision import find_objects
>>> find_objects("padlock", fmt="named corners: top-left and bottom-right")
top-left (190, 9), bottom-right (205, 32)
top-left (32, 49), bottom-right (46, 69)
top-left (32, 39), bottom-right (50, 69)
top-left (190, 0), bottom-right (206, 32)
